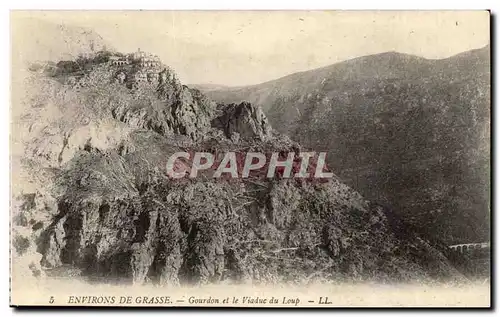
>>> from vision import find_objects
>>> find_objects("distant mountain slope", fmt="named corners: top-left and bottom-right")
top-left (200, 46), bottom-right (491, 244)
top-left (189, 83), bottom-right (231, 92)
top-left (11, 45), bottom-right (467, 285)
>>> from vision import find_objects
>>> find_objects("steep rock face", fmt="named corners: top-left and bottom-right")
top-left (37, 157), bottom-right (464, 285)
top-left (12, 191), bottom-right (58, 281)
top-left (13, 49), bottom-right (468, 286)
top-left (201, 47), bottom-right (491, 244)
top-left (39, 192), bottom-right (183, 285)
top-left (16, 62), bottom-right (221, 171)
top-left (169, 88), bottom-right (215, 139)
top-left (33, 136), bottom-right (464, 285)
top-left (85, 64), bottom-right (216, 141)
top-left (212, 102), bottom-right (271, 141)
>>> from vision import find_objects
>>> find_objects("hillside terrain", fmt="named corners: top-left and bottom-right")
top-left (11, 45), bottom-right (469, 286)
top-left (200, 46), bottom-right (491, 245)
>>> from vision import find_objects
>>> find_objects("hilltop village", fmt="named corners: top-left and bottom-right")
top-left (35, 49), bottom-right (183, 91)
top-left (15, 41), bottom-right (486, 290)
top-left (107, 49), bottom-right (181, 88)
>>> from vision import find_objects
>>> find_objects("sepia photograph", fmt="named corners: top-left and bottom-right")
top-left (9, 10), bottom-right (491, 307)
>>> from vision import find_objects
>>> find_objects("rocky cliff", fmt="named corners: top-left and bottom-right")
top-left (199, 47), bottom-right (491, 245)
top-left (12, 50), bottom-right (466, 286)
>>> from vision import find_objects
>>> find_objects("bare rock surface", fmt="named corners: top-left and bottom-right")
top-left (11, 48), bottom-right (468, 286)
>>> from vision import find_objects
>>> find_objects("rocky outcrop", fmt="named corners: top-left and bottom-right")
top-left (212, 102), bottom-right (271, 141)
top-left (39, 193), bottom-right (184, 285)
top-left (109, 73), bottom-right (216, 141)
top-left (201, 47), bottom-right (491, 245)
top-left (33, 146), bottom-right (465, 286)
top-left (169, 88), bottom-right (215, 140)
top-left (14, 49), bottom-right (467, 287)
top-left (11, 191), bottom-right (58, 281)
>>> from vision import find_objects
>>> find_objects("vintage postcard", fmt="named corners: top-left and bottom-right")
top-left (10, 10), bottom-right (491, 307)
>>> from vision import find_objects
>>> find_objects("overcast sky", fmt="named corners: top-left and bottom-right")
top-left (20, 11), bottom-right (490, 86)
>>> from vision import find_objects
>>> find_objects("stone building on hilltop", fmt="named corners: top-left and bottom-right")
top-left (131, 48), bottom-right (147, 61)
top-left (128, 48), bottom-right (161, 68)
top-left (108, 50), bottom-right (171, 88)
top-left (109, 55), bottom-right (130, 66)
top-left (139, 55), bottom-right (161, 68)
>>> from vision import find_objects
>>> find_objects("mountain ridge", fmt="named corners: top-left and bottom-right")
top-left (193, 45), bottom-right (489, 92)
top-left (11, 44), bottom-right (470, 286)
top-left (198, 45), bottom-right (491, 245)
